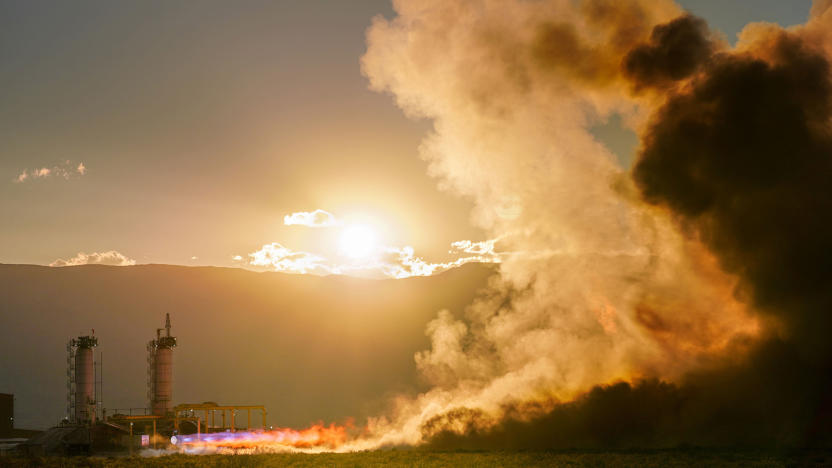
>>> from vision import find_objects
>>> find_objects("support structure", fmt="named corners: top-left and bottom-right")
top-left (173, 403), bottom-right (267, 434)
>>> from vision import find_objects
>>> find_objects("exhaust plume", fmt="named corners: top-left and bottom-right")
top-left (171, 423), bottom-right (350, 454)
top-left (354, 0), bottom-right (782, 449)
top-left (214, 0), bottom-right (831, 452)
top-left (427, 4), bottom-right (832, 442)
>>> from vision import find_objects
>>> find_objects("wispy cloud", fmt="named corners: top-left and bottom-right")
top-left (248, 239), bottom-right (501, 279)
top-left (249, 209), bottom-right (502, 277)
top-left (14, 160), bottom-right (87, 183)
top-left (50, 250), bottom-right (136, 267)
top-left (283, 209), bottom-right (341, 228)
top-left (249, 243), bottom-right (331, 275)
top-left (375, 244), bottom-right (501, 279)
top-left (449, 239), bottom-right (499, 256)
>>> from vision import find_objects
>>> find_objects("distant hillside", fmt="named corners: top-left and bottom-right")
top-left (0, 263), bottom-right (495, 430)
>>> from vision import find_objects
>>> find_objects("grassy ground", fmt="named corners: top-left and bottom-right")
top-left (3, 450), bottom-right (831, 468)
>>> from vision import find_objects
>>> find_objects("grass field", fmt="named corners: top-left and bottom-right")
top-left (3, 450), bottom-right (831, 468)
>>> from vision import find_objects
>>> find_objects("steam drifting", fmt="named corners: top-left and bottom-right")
top-left (339, 0), bottom-right (832, 450)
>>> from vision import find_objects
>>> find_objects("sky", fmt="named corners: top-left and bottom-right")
top-left (0, 0), bottom-right (812, 275)
top-left (2, 0), bottom-right (831, 451)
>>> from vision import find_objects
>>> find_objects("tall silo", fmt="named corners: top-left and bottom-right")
top-left (67, 333), bottom-right (98, 424)
top-left (148, 314), bottom-right (176, 416)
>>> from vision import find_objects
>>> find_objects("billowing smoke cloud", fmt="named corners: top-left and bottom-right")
top-left (632, 22), bottom-right (832, 339)
top-left (50, 250), bottom-right (136, 267)
top-left (346, 0), bottom-right (832, 450)
top-left (622, 14), bottom-right (714, 91)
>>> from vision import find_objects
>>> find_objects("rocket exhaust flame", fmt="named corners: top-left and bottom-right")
top-left (171, 423), bottom-right (351, 453)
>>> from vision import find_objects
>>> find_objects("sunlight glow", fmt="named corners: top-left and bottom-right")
top-left (338, 225), bottom-right (377, 259)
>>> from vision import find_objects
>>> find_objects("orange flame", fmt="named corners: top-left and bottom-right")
top-left (173, 422), bottom-right (353, 453)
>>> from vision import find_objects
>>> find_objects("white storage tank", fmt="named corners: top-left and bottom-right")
top-left (69, 334), bottom-right (98, 423)
top-left (148, 314), bottom-right (176, 416)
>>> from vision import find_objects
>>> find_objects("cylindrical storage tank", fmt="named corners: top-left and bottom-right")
top-left (152, 347), bottom-right (172, 415)
top-left (74, 346), bottom-right (94, 422)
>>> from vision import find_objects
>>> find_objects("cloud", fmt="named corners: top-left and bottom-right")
top-left (257, 209), bottom-right (505, 278)
top-left (248, 242), bottom-right (331, 275)
top-left (248, 239), bottom-right (501, 279)
top-left (283, 209), bottom-right (341, 228)
top-left (14, 160), bottom-right (87, 183)
top-left (449, 239), bottom-right (498, 256)
top-left (378, 244), bottom-right (500, 279)
top-left (50, 250), bottom-right (136, 267)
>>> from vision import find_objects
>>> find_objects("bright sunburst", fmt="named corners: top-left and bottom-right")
top-left (338, 225), bottom-right (377, 259)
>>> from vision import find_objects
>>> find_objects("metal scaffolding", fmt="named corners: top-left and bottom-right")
top-left (173, 403), bottom-right (267, 434)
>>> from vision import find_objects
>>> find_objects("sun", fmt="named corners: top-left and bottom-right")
top-left (338, 225), bottom-right (377, 259)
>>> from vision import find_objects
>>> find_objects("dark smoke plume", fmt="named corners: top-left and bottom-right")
top-left (634, 31), bottom-right (832, 342)
top-left (629, 18), bottom-right (832, 447)
top-left (623, 14), bottom-right (713, 90)
top-left (423, 345), bottom-right (831, 449)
